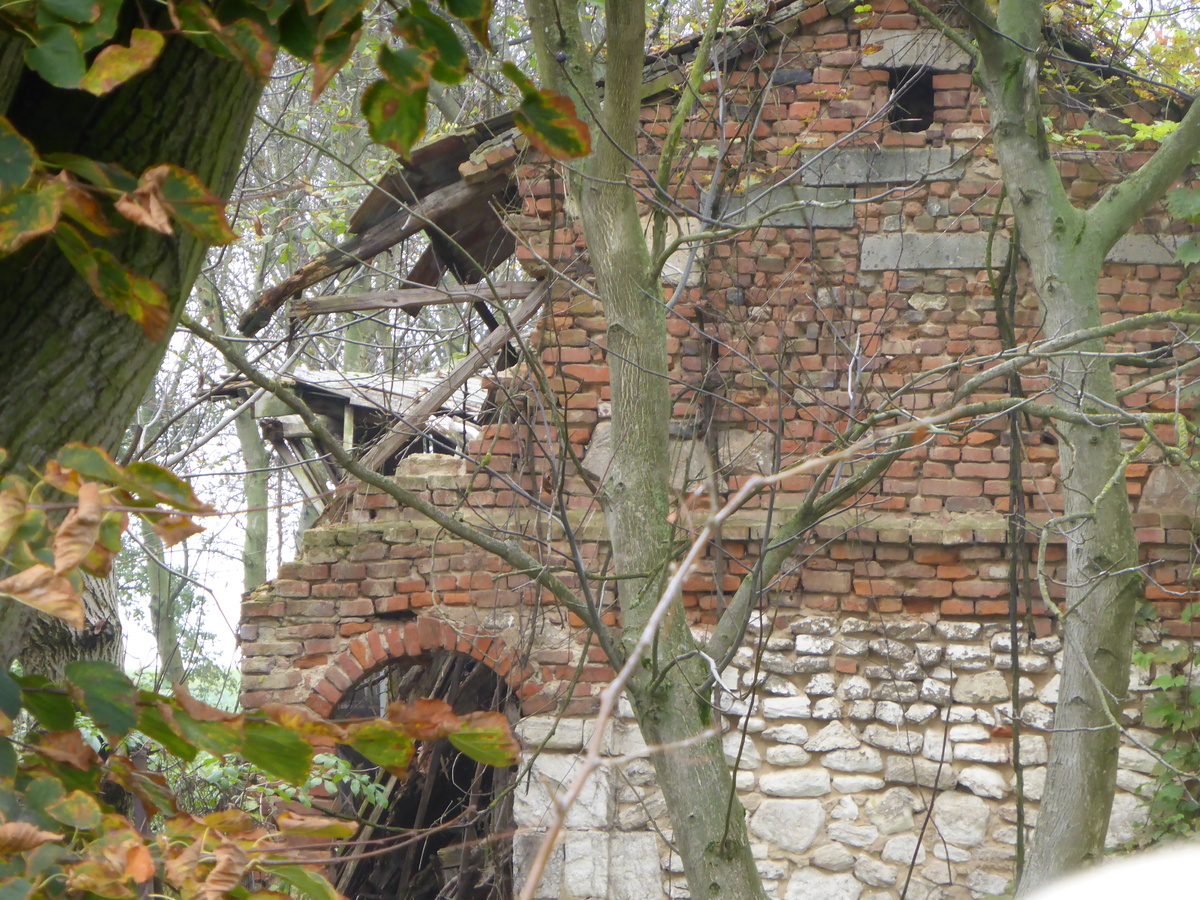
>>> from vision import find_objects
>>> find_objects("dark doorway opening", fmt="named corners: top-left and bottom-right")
top-left (331, 650), bottom-right (518, 900)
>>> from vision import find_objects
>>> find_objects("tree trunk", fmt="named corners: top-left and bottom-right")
top-left (235, 410), bottom-right (271, 592)
top-left (0, 27), bottom-right (264, 670)
top-left (964, 0), bottom-right (1200, 887)
top-left (522, 0), bottom-right (770, 894)
top-left (18, 574), bottom-right (124, 682)
top-left (140, 520), bottom-right (187, 687)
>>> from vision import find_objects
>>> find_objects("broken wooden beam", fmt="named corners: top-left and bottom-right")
top-left (238, 171), bottom-right (510, 336)
top-left (288, 281), bottom-right (538, 319)
top-left (358, 280), bottom-right (552, 471)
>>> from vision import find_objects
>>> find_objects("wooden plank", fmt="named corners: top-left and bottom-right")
top-left (239, 171), bottom-right (509, 336)
top-left (288, 281), bottom-right (539, 319)
top-left (359, 280), bottom-right (552, 471)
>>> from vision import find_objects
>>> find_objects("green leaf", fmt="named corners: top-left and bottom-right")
top-left (346, 720), bottom-right (414, 772)
top-left (272, 866), bottom-right (340, 900)
top-left (135, 701), bottom-right (197, 761)
top-left (38, 0), bottom-right (99, 23)
top-left (446, 712), bottom-right (518, 767)
top-left (45, 790), bottom-right (102, 830)
top-left (0, 119), bottom-right (37, 198)
top-left (396, 0), bottom-right (469, 85)
top-left (311, 13), bottom-right (361, 99)
top-left (17, 676), bottom-right (76, 731)
top-left (216, 18), bottom-right (278, 81)
top-left (64, 660), bottom-right (136, 742)
top-left (0, 670), bottom-right (21, 720)
top-left (0, 878), bottom-right (33, 900)
top-left (25, 24), bottom-right (86, 88)
top-left (1175, 237), bottom-right (1200, 265)
top-left (439, 0), bottom-right (492, 49)
top-left (72, 0), bottom-right (121, 51)
top-left (171, 711), bottom-right (243, 758)
top-left (502, 62), bottom-right (590, 160)
top-left (1166, 188), bottom-right (1200, 221)
top-left (54, 443), bottom-right (125, 484)
top-left (54, 224), bottom-right (171, 340)
top-left (79, 29), bottom-right (164, 95)
top-left (42, 154), bottom-right (137, 193)
top-left (139, 165), bottom-right (236, 245)
top-left (362, 73), bottom-right (429, 159)
top-left (122, 460), bottom-right (209, 511)
top-left (278, 0), bottom-right (319, 60)
top-left (241, 720), bottom-right (312, 784)
top-left (0, 181), bottom-right (65, 255)
top-left (0, 739), bottom-right (15, 780)
top-left (25, 776), bottom-right (66, 812)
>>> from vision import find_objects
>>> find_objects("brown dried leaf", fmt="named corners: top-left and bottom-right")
top-left (0, 484), bottom-right (27, 553)
top-left (0, 564), bottom-right (85, 629)
top-left (174, 682), bottom-right (238, 723)
top-left (0, 821), bottom-right (64, 854)
top-left (276, 811), bottom-right (358, 839)
top-left (386, 698), bottom-right (459, 741)
top-left (54, 481), bottom-right (103, 574)
top-left (150, 513), bottom-right (204, 547)
top-left (200, 839), bottom-right (249, 900)
top-left (202, 810), bottom-right (256, 834)
top-left (36, 729), bottom-right (100, 770)
top-left (114, 167), bottom-right (171, 235)
top-left (259, 702), bottom-right (346, 741)
top-left (164, 836), bottom-right (203, 889)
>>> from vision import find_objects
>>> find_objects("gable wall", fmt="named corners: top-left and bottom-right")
top-left (240, 1), bottom-right (1200, 896)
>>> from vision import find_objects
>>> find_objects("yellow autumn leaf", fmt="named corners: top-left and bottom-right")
top-left (0, 564), bottom-right (84, 629)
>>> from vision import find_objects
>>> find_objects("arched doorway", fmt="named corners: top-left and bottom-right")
top-left (330, 648), bottom-right (519, 900)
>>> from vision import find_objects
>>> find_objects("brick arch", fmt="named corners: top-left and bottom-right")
top-left (305, 615), bottom-right (540, 717)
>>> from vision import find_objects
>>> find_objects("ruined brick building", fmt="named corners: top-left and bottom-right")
top-left (233, 0), bottom-right (1200, 896)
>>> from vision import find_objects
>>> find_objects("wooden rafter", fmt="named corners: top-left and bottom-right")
top-left (288, 281), bottom-right (538, 320)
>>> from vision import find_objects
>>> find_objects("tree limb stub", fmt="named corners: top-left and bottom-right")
top-left (288, 281), bottom-right (538, 320)
top-left (238, 172), bottom-right (510, 336)
top-left (358, 280), bottom-right (552, 471)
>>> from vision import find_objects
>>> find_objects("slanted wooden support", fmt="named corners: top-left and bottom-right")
top-left (238, 171), bottom-right (510, 336)
top-left (288, 281), bottom-right (538, 320)
top-left (358, 280), bottom-right (552, 471)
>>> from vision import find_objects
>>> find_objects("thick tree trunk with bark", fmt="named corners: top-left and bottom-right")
top-left (0, 27), bottom-right (263, 670)
top-left (963, 0), bottom-right (1200, 888)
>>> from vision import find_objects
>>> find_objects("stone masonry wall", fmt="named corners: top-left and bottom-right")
top-left (241, 0), bottom-right (1200, 895)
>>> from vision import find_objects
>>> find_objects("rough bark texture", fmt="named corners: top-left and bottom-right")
top-left (235, 410), bottom-right (270, 592)
top-left (19, 574), bottom-right (124, 681)
top-left (523, 0), bottom-right (769, 894)
top-left (0, 27), bottom-right (263, 669)
top-left (966, 0), bottom-right (1200, 889)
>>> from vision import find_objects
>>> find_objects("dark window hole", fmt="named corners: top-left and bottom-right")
top-left (887, 67), bottom-right (935, 133)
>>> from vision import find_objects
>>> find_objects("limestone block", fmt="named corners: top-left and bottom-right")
top-left (764, 723), bottom-right (810, 745)
top-left (1107, 234), bottom-right (1188, 265)
top-left (832, 797), bottom-right (859, 820)
top-left (958, 765), bottom-right (1009, 799)
top-left (833, 775), bottom-right (885, 792)
top-left (828, 821), bottom-right (880, 848)
top-left (862, 724), bottom-right (924, 755)
top-left (760, 767), bottom-right (832, 797)
top-left (872, 682), bottom-right (920, 702)
top-left (875, 701), bottom-right (905, 725)
top-left (953, 671), bottom-right (1008, 703)
top-left (807, 721), bottom-right (861, 751)
top-left (723, 732), bottom-right (762, 768)
top-left (849, 701), bottom-right (877, 720)
top-left (562, 831), bottom-right (609, 899)
top-left (512, 831), bottom-right (564, 899)
top-left (1105, 792), bottom-right (1149, 848)
top-left (948, 724), bottom-right (989, 742)
top-left (932, 792), bottom-right (989, 847)
top-left (967, 869), bottom-right (1011, 896)
top-left (868, 639), bottom-right (916, 662)
top-left (813, 698), bottom-right (844, 719)
top-left (905, 703), bottom-right (940, 724)
top-left (953, 742), bottom-right (1010, 764)
top-left (763, 696), bottom-right (812, 718)
top-left (885, 756), bottom-right (958, 790)
top-left (802, 148), bottom-right (965, 187)
top-left (734, 183), bottom-right (855, 229)
top-left (1038, 674), bottom-right (1060, 705)
top-left (513, 754), bottom-right (613, 828)
top-left (609, 833), bottom-right (664, 900)
top-left (883, 833), bottom-right (927, 865)
top-left (807, 674), bottom-right (838, 696)
top-left (617, 789), bottom-right (667, 830)
top-left (860, 29), bottom-right (973, 71)
top-left (867, 787), bottom-right (923, 834)
top-left (767, 746), bottom-right (813, 767)
top-left (785, 868), bottom-right (864, 900)
top-left (840, 676), bottom-right (872, 700)
top-left (813, 843), bottom-right (857, 872)
top-left (823, 747), bottom-right (884, 773)
top-left (854, 856), bottom-right (898, 887)
top-left (861, 234), bottom-right (1008, 271)
top-left (794, 617), bottom-right (839, 635)
top-left (936, 622), bottom-right (982, 640)
top-left (516, 717), bottom-right (585, 751)
top-left (797, 634), bottom-right (837, 655)
top-left (749, 798), bottom-right (825, 853)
